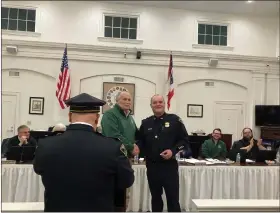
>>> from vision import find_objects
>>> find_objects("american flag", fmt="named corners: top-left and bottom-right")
top-left (167, 54), bottom-right (174, 111)
top-left (56, 45), bottom-right (71, 109)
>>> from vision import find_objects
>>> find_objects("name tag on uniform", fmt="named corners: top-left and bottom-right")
top-left (164, 122), bottom-right (170, 127)
top-left (148, 128), bottom-right (152, 131)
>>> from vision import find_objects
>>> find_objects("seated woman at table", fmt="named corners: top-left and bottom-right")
top-left (228, 127), bottom-right (266, 161)
top-left (201, 128), bottom-right (227, 160)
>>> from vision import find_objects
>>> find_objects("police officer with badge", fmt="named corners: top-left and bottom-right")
top-left (136, 94), bottom-right (189, 212)
top-left (33, 93), bottom-right (134, 212)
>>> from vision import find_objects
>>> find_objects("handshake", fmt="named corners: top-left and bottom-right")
top-left (132, 144), bottom-right (140, 156)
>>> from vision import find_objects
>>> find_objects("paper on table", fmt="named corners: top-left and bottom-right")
top-left (246, 159), bottom-right (255, 163)
top-left (185, 158), bottom-right (214, 165)
top-left (205, 158), bottom-right (227, 164)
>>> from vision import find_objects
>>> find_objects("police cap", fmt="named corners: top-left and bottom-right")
top-left (64, 93), bottom-right (106, 113)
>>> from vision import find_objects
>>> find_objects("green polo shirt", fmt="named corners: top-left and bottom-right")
top-left (101, 104), bottom-right (137, 155)
top-left (202, 139), bottom-right (227, 159)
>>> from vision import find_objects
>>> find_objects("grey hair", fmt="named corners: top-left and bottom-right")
top-left (115, 91), bottom-right (130, 102)
top-left (115, 92), bottom-right (122, 102)
top-left (52, 123), bottom-right (66, 132)
top-left (150, 94), bottom-right (165, 104)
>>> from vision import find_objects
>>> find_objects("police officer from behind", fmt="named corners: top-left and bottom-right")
top-left (33, 93), bottom-right (134, 212)
top-left (136, 94), bottom-right (189, 212)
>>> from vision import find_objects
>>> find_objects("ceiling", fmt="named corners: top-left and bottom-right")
top-left (110, 1), bottom-right (280, 17)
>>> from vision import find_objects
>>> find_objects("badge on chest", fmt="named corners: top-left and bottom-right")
top-left (164, 122), bottom-right (170, 128)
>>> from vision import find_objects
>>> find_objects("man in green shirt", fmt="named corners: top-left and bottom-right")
top-left (101, 91), bottom-right (139, 211)
top-left (101, 91), bottom-right (139, 156)
top-left (202, 128), bottom-right (227, 159)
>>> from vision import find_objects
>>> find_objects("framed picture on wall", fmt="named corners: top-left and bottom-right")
top-left (29, 97), bottom-right (44, 115)
top-left (102, 82), bottom-right (135, 114)
top-left (187, 104), bottom-right (203, 118)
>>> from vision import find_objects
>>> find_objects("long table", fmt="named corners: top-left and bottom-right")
top-left (2, 164), bottom-right (279, 211)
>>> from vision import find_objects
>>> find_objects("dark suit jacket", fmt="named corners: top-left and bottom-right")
top-left (33, 124), bottom-right (134, 212)
top-left (7, 135), bottom-right (37, 151)
top-left (228, 139), bottom-right (259, 161)
top-left (1, 138), bottom-right (10, 157)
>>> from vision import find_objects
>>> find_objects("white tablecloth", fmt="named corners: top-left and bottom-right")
top-left (2, 164), bottom-right (279, 211)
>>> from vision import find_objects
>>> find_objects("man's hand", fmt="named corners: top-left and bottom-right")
top-left (160, 149), bottom-right (173, 160)
top-left (132, 144), bottom-right (140, 156)
top-left (240, 145), bottom-right (252, 152)
top-left (19, 136), bottom-right (28, 146)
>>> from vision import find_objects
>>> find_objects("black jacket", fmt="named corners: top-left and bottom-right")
top-left (137, 113), bottom-right (189, 163)
top-left (33, 124), bottom-right (134, 212)
top-left (7, 135), bottom-right (37, 148)
top-left (228, 138), bottom-right (260, 161)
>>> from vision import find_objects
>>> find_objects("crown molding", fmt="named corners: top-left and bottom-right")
top-left (2, 39), bottom-right (279, 74)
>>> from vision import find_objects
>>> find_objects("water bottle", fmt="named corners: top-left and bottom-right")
top-left (236, 153), bottom-right (241, 165)
top-left (134, 154), bottom-right (139, 164)
top-left (276, 149), bottom-right (280, 164)
top-left (176, 152), bottom-right (180, 161)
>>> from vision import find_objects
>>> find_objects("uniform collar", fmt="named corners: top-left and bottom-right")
top-left (71, 122), bottom-right (92, 127)
top-left (67, 123), bottom-right (94, 132)
top-left (153, 112), bottom-right (166, 120)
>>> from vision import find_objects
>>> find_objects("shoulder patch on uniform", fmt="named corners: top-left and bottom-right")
top-left (120, 144), bottom-right (128, 157)
top-left (178, 117), bottom-right (183, 123)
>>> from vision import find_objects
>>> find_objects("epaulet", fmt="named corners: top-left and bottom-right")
top-left (167, 114), bottom-right (183, 123)
top-left (95, 131), bottom-right (104, 136)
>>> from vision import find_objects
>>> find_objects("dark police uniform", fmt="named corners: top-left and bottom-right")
top-left (136, 113), bottom-right (189, 212)
top-left (33, 93), bottom-right (134, 212)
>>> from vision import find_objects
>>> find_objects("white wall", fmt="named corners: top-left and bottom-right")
top-left (2, 1), bottom-right (279, 57)
top-left (276, 26), bottom-right (279, 57)
top-left (2, 40), bottom-right (279, 137)
top-left (1, 1), bottom-right (279, 138)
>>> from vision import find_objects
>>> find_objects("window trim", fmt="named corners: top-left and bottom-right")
top-left (193, 19), bottom-right (234, 51)
top-left (98, 11), bottom-right (143, 44)
top-left (1, 4), bottom-right (39, 35)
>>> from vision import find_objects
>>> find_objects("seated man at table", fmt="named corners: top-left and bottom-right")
top-left (201, 128), bottom-right (227, 159)
top-left (7, 125), bottom-right (37, 149)
top-left (228, 127), bottom-right (266, 161)
top-left (6, 125), bottom-right (37, 162)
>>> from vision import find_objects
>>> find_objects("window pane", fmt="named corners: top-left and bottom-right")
top-left (121, 17), bottom-right (129, 28)
top-left (121, 28), bottom-right (128, 39)
top-left (129, 18), bottom-right (137, 28)
top-left (105, 16), bottom-right (112, 27)
top-left (2, 7), bottom-right (9, 18)
top-left (9, 8), bottom-right (18, 19)
top-left (18, 20), bottom-right (26, 31)
top-left (198, 24), bottom-right (205, 34)
top-left (27, 9), bottom-right (36, 21)
top-left (205, 35), bottom-right (212, 45)
top-left (220, 36), bottom-right (227, 46)
top-left (18, 9), bottom-right (27, 20)
top-left (113, 17), bottom-right (121, 27)
top-left (8, 19), bottom-right (17, 30)
top-left (213, 35), bottom-right (219, 45)
top-left (27, 21), bottom-right (35, 32)
top-left (213, 25), bottom-right (220, 35)
top-left (113, 27), bottom-right (120, 38)
top-left (221, 26), bottom-right (227, 36)
top-left (129, 29), bottom-right (137, 39)
top-left (206, 24), bottom-right (213, 34)
top-left (104, 27), bottom-right (112, 37)
top-left (198, 34), bottom-right (205, 44)
top-left (1, 18), bottom-right (8, 29)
